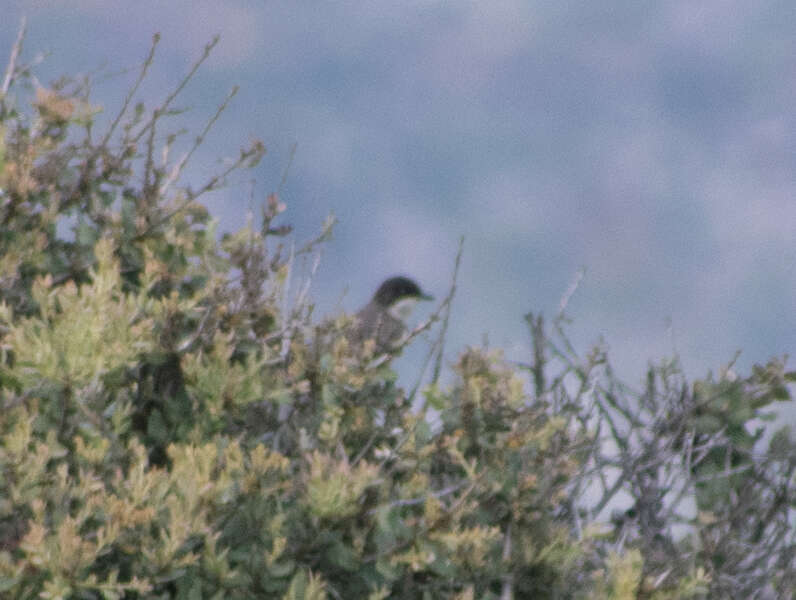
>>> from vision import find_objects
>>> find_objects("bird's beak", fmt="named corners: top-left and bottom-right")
top-left (419, 292), bottom-right (434, 302)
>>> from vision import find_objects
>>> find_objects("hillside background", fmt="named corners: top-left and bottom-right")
top-left (2, 2), bottom-right (794, 418)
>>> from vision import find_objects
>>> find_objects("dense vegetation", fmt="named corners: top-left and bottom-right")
top-left (0, 32), bottom-right (793, 599)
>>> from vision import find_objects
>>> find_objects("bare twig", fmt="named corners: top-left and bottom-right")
top-left (295, 213), bottom-right (336, 256)
top-left (366, 481), bottom-right (467, 513)
top-left (526, 312), bottom-right (546, 398)
top-left (131, 35), bottom-right (220, 146)
top-left (362, 473), bottom-right (483, 564)
top-left (431, 235), bottom-right (464, 384)
top-left (387, 237), bottom-right (464, 404)
top-left (99, 33), bottom-right (160, 149)
top-left (557, 266), bottom-right (585, 319)
top-left (1, 16), bottom-right (26, 97)
top-left (134, 140), bottom-right (263, 239)
top-left (500, 522), bottom-right (513, 600)
top-left (277, 142), bottom-right (297, 197)
top-left (159, 85), bottom-right (239, 197)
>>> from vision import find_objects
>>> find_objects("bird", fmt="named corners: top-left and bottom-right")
top-left (349, 276), bottom-right (433, 354)
top-left (275, 276), bottom-right (433, 429)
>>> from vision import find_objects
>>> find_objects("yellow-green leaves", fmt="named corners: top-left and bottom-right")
top-left (282, 570), bottom-right (327, 600)
top-left (429, 525), bottom-right (501, 569)
top-left (1, 239), bottom-right (154, 387)
top-left (304, 451), bottom-right (380, 520)
top-left (183, 330), bottom-right (265, 417)
top-left (591, 551), bottom-right (643, 600)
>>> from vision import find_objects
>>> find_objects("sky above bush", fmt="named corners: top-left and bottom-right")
top-left (2, 2), bottom-right (794, 419)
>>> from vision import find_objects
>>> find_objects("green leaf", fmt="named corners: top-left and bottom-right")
top-left (423, 383), bottom-right (447, 411)
top-left (75, 220), bottom-right (97, 247)
top-left (268, 559), bottom-right (296, 579)
top-left (769, 426), bottom-right (793, 456)
top-left (147, 409), bottom-right (169, 443)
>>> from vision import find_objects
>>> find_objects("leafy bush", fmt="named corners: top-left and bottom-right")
top-left (0, 31), bottom-right (793, 599)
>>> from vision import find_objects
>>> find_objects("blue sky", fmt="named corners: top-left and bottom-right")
top-left (3, 2), bottom-right (794, 415)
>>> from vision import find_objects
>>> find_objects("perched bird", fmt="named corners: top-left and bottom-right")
top-left (350, 276), bottom-right (433, 354)
top-left (273, 276), bottom-right (433, 434)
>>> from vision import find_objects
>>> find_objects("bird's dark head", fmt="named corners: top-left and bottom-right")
top-left (372, 276), bottom-right (433, 308)
top-left (350, 276), bottom-right (433, 353)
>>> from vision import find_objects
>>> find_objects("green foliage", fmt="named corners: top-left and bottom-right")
top-left (1, 239), bottom-right (155, 387)
top-left (0, 33), bottom-right (793, 599)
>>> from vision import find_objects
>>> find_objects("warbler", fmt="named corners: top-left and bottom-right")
top-left (350, 276), bottom-right (433, 354)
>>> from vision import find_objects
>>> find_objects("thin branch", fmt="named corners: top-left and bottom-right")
top-left (362, 474), bottom-right (482, 564)
top-left (277, 142), bottom-right (297, 197)
top-left (130, 35), bottom-right (220, 146)
top-left (392, 237), bottom-right (464, 401)
top-left (134, 140), bottom-right (263, 239)
top-left (99, 33), bottom-right (159, 149)
top-left (500, 522), bottom-right (513, 600)
top-left (295, 213), bottom-right (336, 256)
top-left (557, 266), bottom-right (585, 319)
top-left (1, 16), bottom-right (26, 97)
top-left (431, 235), bottom-right (464, 384)
top-left (159, 85), bottom-right (239, 197)
top-left (366, 481), bottom-right (468, 513)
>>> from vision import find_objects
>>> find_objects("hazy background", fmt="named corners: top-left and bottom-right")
top-left (2, 2), bottom-right (794, 417)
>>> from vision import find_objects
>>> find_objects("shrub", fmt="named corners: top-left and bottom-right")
top-left (0, 30), bottom-right (793, 599)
